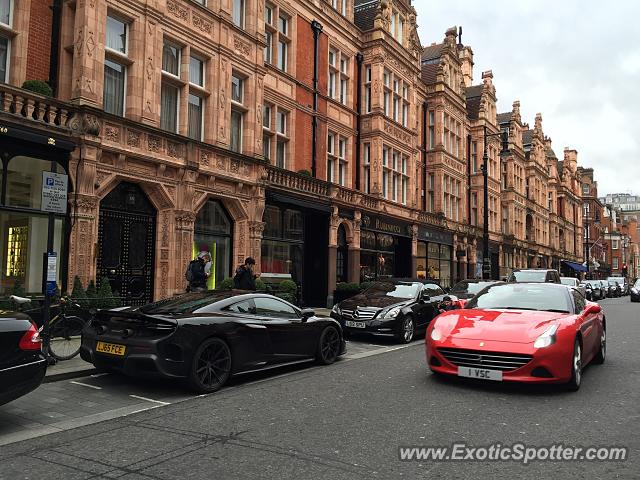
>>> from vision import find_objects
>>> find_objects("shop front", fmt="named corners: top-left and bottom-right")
top-left (416, 226), bottom-right (453, 287)
top-left (359, 214), bottom-right (412, 282)
top-left (262, 192), bottom-right (329, 307)
top-left (193, 199), bottom-right (233, 289)
top-left (0, 127), bottom-right (74, 297)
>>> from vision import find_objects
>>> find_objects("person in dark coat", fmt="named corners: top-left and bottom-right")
top-left (233, 257), bottom-right (259, 291)
top-left (438, 296), bottom-right (459, 313)
top-left (186, 253), bottom-right (209, 292)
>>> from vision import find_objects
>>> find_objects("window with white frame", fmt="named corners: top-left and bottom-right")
top-left (363, 143), bottom-right (371, 194)
top-left (382, 147), bottom-right (389, 199)
top-left (328, 48), bottom-right (349, 105)
top-left (103, 14), bottom-right (129, 116)
top-left (402, 85), bottom-right (409, 127)
top-left (392, 78), bottom-right (399, 121)
top-left (160, 40), bottom-right (182, 133)
top-left (230, 72), bottom-right (245, 153)
top-left (364, 65), bottom-right (372, 113)
top-left (471, 192), bottom-right (478, 226)
top-left (338, 137), bottom-right (347, 186)
top-left (443, 174), bottom-right (461, 222)
top-left (382, 146), bottom-right (409, 204)
top-left (0, 0), bottom-right (11, 82)
top-left (444, 114), bottom-right (462, 158)
top-left (428, 110), bottom-right (435, 149)
top-left (327, 133), bottom-right (348, 186)
top-left (331, 0), bottom-right (347, 16)
top-left (383, 70), bottom-right (390, 116)
top-left (384, 71), bottom-right (407, 125)
top-left (277, 13), bottom-right (290, 72)
top-left (471, 141), bottom-right (478, 173)
top-left (612, 239), bottom-right (619, 250)
top-left (613, 257), bottom-right (619, 270)
top-left (389, 9), bottom-right (404, 44)
top-left (263, 103), bottom-right (273, 161)
top-left (582, 183), bottom-right (590, 195)
top-left (427, 173), bottom-right (435, 212)
top-left (232, 0), bottom-right (245, 28)
top-left (264, 3), bottom-right (275, 65)
top-left (187, 55), bottom-right (205, 141)
top-left (276, 109), bottom-right (288, 168)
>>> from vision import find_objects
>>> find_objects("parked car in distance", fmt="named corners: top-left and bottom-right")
top-left (331, 278), bottom-right (451, 343)
top-left (506, 269), bottom-right (561, 284)
top-left (449, 280), bottom-right (500, 307)
top-left (581, 280), bottom-right (604, 300)
top-left (599, 280), bottom-right (613, 298)
top-left (607, 280), bottom-right (622, 298)
top-left (607, 276), bottom-right (628, 295)
top-left (0, 309), bottom-right (47, 406)
top-left (560, 277), bottom-right (587, 298)
top-left (82, 291), bottom-right (346, 393)
top-left (630, 279), bottom-right (640, 303)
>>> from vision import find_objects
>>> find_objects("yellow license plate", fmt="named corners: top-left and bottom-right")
top-left (96, 341), bottom-right (126, 356)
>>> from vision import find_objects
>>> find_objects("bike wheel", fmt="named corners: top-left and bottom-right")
top-left (48, 315), bottom-right (86, 360)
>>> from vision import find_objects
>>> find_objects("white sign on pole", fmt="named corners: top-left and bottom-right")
top-left (41, 171), bottom-right (68, 214)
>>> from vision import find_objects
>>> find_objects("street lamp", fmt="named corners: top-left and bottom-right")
top-left (481, 126), bottom-right (509, 280)
top-left (584, 208), bottom-right (600, 279)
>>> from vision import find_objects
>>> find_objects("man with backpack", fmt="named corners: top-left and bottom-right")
top-left (185, 252), bottom-right (210, 292)
top-left (233, 257), bottom-right (259, 291)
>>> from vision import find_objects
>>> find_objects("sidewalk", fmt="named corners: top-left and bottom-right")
top-left (44, 355), bottom-right (95, 383)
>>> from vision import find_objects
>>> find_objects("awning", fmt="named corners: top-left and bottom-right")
top-left (562, 260), bottom-right (587, 272)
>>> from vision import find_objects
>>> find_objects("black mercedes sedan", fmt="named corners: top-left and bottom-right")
top-left (449, 279), bottom-right (500, 300)
top-left (0, 310), bottom-right (47, 406)
top-left (330, 279), bottom-right (450, 343)
top-left (81, 291), bottom-right (346, 393)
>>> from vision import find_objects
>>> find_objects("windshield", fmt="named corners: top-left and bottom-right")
top-left (465, 284), bottom-right (572, 313)
top-left (582, 281), bottom-right (598, 287)
top-left (507, 271), bottom-right (547, 282)
top-left (607, 277), bottom-right (624, 284)
top-left (365, 282), bottom-right (421, 299)
top-left (560, 278), bottom-right (577, 286)
top-left (140, 291), bottom-right (234, 314)
top-left (608, 281), bottom-right (619, 286)
top-left (451, 281), bottom-right (495, 295)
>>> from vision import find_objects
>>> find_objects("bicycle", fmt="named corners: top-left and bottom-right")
top-left (10, 295), bottom-right (90, 361)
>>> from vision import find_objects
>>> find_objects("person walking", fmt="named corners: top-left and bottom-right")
top-left (233, 257), bottom-right (259, 291)
top-left (185, 252), bottom-right (210, 292)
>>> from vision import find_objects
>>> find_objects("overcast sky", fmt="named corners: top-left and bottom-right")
top-left (414, 0), bottom-right (639, 197)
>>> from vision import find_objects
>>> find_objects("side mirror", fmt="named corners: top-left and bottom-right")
top-left (419, 292), bottom-right (430, 304)
top-left (585, 304), bottom-right (601, 314)
top-left (300, 308), bottom-right (315, 321)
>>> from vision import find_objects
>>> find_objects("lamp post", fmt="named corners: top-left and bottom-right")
top-left (481, 126), bottom-right (509, 280)
top-left (583, 208), bottom-right (600, 279)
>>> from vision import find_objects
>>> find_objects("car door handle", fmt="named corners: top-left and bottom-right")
top-left (246, 324), bottom-right (267, 329)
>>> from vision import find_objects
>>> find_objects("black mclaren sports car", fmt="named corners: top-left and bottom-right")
top-left (81, 291), bottom-right (346, 393)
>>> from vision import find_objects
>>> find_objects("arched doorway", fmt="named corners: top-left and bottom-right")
top-left (194, 199), bottom-right (233, 289)
top-left (97, 182), bottom-right (156, 306)
top-left (336, 224), bottom-right (348, 283)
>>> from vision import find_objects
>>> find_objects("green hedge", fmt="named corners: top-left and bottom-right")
top-left (336, 282), bottom-right (360, 292)
top-left (22, 80), bottom-right (53, 97)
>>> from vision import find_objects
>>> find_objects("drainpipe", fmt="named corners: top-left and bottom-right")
top-left (49, 0), bottom-right (63, 96)
top-left (355, 52), bottom-right (363, 190)
top-left (311, 20), bottom-right (323, 178)
top-left (422, 102), bottom-right (428, 211)
top-left (467, 133), bottom-right (472, 224)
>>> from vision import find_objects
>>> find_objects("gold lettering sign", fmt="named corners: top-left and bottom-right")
top-left (375, 218), bottom-right (402, 234)
top-left (0, 126), bottom-right (7, 133)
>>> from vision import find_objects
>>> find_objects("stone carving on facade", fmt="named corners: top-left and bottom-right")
top-left (146, 57), bottom-right (154, 81)
top-left (230, 160), bottom-right (240, 173)
top-left (175, 212), bottom-right (196, 230)
top-left (200, 151), bottom-right (210, 167)
top-left (127, 130), bottom-right (141, 147)
top-left (249, 222), bottom-right (265, 238)
top-left (148, 135), bottom-right (161, 153)
top-left (193, 13), bottom-right (212, 34)
top-left (104, 125), bottom-right (120, 142)
top-left (375, 0), bottom-right (392, 30)
top-left (161, 213), bottom-right (170, 247)
top-left (167, 142), bottom-right (182, 159)
top-left (69, 113), bottom-right (100, 136)
top-left (383, 121), bottom-right (412, 144)
top-left (216, 156), bottom-right (226, 170)
top-left (167, 0), bottom-right (188, 21)
top-left (233, 36), bottom-right (251, 57)
top-left (408, 11), bottom-right (421, 56)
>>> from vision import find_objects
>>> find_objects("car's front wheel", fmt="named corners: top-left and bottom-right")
top-left (566, 338), bottom-right (582, 391)
top-left (395, 316), bottom-right (415, 344)
top-left (188, 337), bottom-right (232, 393)
top-left (316, 326), bottom-right (341, 365)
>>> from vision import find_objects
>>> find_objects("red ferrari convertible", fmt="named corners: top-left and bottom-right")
top-left (426, 282), bottom-right (605, 391)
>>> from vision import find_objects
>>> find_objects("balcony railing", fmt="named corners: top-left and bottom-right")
top-left (0, 84), bottom-right (75, 130)
top-left (266, 166), bottom-right (329, 196)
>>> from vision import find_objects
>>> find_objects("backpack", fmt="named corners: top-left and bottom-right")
top-left (233, 266), bottom-right (245, 289)
top-left (185, 260), bottom-right (199, 282)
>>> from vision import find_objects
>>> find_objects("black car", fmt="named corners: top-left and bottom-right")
top-left (450, 279), bottom-right (500, 300)
top-left (330, 279), bottom-right (451, 343)
top-left (608, 280), bottom-right (622, 298)
top-left (81, 291), bottom-right (345, 393)
top-left (0, 310), bottom-right (47, 406)
top-left (581, 280), bottom-right (604, 300)
top-left (630, 279), bottom-right (640, 303)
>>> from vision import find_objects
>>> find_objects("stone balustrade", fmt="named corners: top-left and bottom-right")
top-left (0, 84), bottom-right (75, 130)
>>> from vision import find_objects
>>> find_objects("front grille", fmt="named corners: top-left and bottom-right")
top-left (341, 307), bottom-right (379, 320)
top-left (438, 348), bottom-right (532, 372)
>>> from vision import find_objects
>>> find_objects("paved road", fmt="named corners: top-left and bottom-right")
top-left (0, 297), bottom-right (638, 479)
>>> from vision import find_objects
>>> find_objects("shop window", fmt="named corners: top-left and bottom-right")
top-left (359, 231), bottom-right (396, 282)
top-left (5, 156), bottom-right (56, 209)
top-left (261, 205), bottom-right (304, 283)
top-left (194, 200), bottom-right (232, 289)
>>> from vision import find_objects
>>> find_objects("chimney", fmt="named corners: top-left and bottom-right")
top-left (459, 45), bottom-right (474, 87)
top-left (444, 26), bottom-right (457, 45)
top-left (563, 148), bottom-right (578, 171)
top-left (482, 70), bottom-right (493, 88)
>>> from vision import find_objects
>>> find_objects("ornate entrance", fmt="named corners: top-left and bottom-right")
top-left (97, 182), bottom-right (156, 306)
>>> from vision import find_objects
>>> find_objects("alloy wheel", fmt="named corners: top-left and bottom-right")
top-left (320, 327), bottom-right (340, 364)
top-left (193, 338), bottom-right (231, 392)
top-left (573, 342), bottom-right (582, 387)
top-left (403, 318), bottom-right (414, 343)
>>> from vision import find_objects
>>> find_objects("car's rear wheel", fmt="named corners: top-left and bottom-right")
top-left (188, 337), bottom-right (232, 393)
top-left (566, 338), bottom-right (582, 391)
top-left (316, 326), bottom-right (341, 365)
top-left (593, 325), bottom-right (606, 364)
top-left (395, 316), bottom-right (415, 344)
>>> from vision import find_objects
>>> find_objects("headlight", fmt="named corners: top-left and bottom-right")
top-left (382, 306), bottom-right (401, 319)
top-left (331, 304), bottom-right (341, 315)
top-left (430, 328), bottom-right (443, 341)
top-left (533, 324), bottom-right (558, 349)
top-left (631, 288), bottom-right (638, 294)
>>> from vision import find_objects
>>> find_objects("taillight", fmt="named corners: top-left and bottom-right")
top-left (19, 323), bottom-right (42, 351)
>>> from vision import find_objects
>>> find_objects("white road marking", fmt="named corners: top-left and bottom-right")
top-left (70, 381), bottom-right (102, 390)
top-left (90, 373), bottom-right (110, 378)
top-left (129, 395), bottom-right (171, 405)
top-left (128, 405), bottom-right (162, 415)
